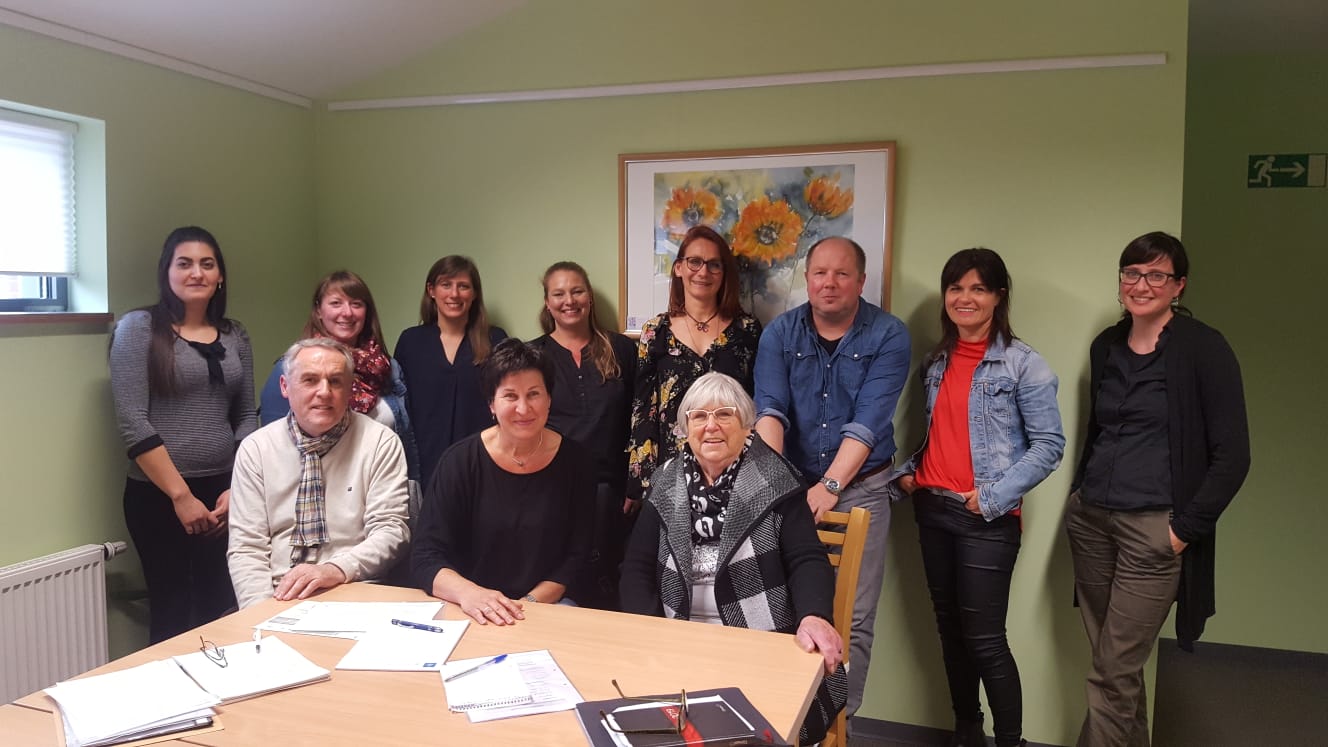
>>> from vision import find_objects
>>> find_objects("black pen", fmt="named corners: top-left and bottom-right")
top-left (391, 618), bottom-right (447, 634)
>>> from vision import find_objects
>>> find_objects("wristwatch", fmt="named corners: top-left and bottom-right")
top-left (819, 476), bottom-right (842, 496)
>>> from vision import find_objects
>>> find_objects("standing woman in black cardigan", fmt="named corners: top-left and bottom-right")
top-left (1066, 231), bottom-right (1249, 746)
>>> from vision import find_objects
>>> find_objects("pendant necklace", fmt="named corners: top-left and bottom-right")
top-left (511, 431), bottom-right (545, 468)
top-left (684, 309), bottom-right (719, 332)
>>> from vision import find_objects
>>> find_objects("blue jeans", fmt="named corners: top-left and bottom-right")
top-left (832, 467), bottom-right (894, 719)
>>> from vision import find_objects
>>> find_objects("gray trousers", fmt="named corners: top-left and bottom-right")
top-left (1065, 492), bottom-right (1182, 747)
top-left (832, 468), bottom-right (894, 719)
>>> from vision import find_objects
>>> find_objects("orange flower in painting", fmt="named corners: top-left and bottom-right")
top-left (804, 175), bottom-right (854, 218)
top-left (731, 196), bottom-right (804, 264)
top-left (661, 187), bottom-right (722, 236)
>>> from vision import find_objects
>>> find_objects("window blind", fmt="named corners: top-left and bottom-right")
top-left (0, 108), bottom-right (78, 276)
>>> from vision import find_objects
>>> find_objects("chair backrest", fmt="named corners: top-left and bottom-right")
top-left (816, 506), bottom-right (871, 747)
top-left (818, 507), bottom-right (871, 648)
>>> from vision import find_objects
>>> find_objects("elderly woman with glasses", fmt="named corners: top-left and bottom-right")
top-left (1066, 231), bottom-right (1249, 746)
top-left (620, 372), bottom-right (846, 745)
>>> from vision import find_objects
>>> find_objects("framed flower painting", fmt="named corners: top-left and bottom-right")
top-left (618, 141), bottom-right (895, 335)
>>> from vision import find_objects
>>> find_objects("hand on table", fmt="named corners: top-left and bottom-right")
top-left (275, 563), bottom-right (347, 601)
top-left (457, 586), bottom-right (525, 626)
top-left (796, 615), bottom-right (843, 674)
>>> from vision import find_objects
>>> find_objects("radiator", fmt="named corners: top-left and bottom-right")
top-left (0, 541), bottom-right (126, 704)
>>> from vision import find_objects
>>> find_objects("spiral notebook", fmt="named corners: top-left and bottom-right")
top-left (439, 655), bottom-right (533, 712)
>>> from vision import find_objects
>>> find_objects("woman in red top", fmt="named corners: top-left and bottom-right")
top-left (894, 248), bottom-right (1065, 747)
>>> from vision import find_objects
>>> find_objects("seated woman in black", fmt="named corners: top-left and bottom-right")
top-left (411, 339), bottom-right (594, 625)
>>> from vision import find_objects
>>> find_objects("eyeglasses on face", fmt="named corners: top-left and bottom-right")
top-left (685, 406), bottom-right (738, 427)
top-left (677, 256), bottom-right (724, 274)
top-left (200, 636), bottom-right (228, 668)
top-left (599, 679), bottom-right (690, 735)
top-left (1119, 268), bottom-right (1178, 287)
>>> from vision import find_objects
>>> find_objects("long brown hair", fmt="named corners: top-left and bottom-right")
top-left (138, 226), bottom-right (233, 396)
top-left (302, 270), bottom-right (385, 350)
top-left (538, 261), bottom-right (621, 381)
top-left (417, 255), bottom-right (494, 363)
top-left (668, 225), bottom-right (742, 319)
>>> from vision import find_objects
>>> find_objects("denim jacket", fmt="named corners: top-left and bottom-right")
top-left (897, 335), bottom-right (1065, 520)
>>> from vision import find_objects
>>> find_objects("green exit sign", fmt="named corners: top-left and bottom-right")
top-left (1247, 153), bottom-right (1326, 188)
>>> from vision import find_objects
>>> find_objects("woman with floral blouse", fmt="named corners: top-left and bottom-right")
top-left (626, 225), bottom-right (761, 509)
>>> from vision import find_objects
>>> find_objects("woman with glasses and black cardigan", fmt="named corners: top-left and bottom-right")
top-left (626, 225), bottom-right (761, 514)
top-left (1066, 231), bottom-right (1249, 746)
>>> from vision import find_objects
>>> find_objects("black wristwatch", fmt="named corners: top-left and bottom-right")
top-left (819, 476), bottom-right (843, 496)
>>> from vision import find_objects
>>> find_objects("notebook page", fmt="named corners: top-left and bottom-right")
top-left (440, 657), bottom-right (533, 711)
top-left (172, 635), bottom-right (330, 702)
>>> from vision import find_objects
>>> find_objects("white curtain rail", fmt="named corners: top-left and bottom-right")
top-left (327, 52), bottom-right (1166, 112)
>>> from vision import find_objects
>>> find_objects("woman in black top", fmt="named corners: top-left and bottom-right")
top-left (1066, 232), bottom-right (1249, 746)
top-left (528, 261), bottom-right (636, 610)
top-left (394, 256), bottom-right (507, 488)
top-left (411, 339), bottom-right (594, 625)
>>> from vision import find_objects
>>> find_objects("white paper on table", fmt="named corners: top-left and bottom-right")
top-left (336, 618), bottom-right (470, 671)
top-left (172, 635), bottom-right (331, 703)
top-left (450, 649), bottom-right (583, 723)
top-left (44, 658), bottom-right (220, 747)
top-left (259, 600), bottom-right (443, 638)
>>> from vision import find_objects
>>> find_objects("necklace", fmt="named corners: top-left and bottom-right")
top-left (684, 309), bottom-right (719, 332)
top-left (511, 431), bottom-right (545, 467)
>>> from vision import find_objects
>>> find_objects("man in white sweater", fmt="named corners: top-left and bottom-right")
top-left (228, 338), bottom-right (410, 608)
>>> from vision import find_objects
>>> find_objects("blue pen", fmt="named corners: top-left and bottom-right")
top-left (391, 618), bottom-right (447, 634)
top-left (444, 653), bottom-right (507, 682)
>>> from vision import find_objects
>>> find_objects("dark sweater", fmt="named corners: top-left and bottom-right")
top-left (1072, 313), bottom-right (1250, 646)
top-left (410, 433), bottom-right (594, 601)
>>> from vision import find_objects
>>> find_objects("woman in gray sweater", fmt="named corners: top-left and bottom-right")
top-left (109, 226), bottom-right (256, 642)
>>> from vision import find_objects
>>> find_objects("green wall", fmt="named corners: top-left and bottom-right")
top-left (0, 25), bottom-right (316, 654)
top-left (1179, 49), bottom-right (1328, 654)
top-left (315, 2), bottom-right (1189, 743)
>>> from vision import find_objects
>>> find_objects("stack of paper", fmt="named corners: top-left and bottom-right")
top-left (256, 601), bottom-right (444, 639)
top-left (44, 659), bottom-right (219, 747)
top-left (440, 649), bottom-right (582, 723)
top-left (173, 635), bottom-right (331, 703)
top-left (336, 619), bottom-right (470, 671)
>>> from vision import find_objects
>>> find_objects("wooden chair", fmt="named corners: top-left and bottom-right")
top-left (816, 507), bottom-right (871, 747)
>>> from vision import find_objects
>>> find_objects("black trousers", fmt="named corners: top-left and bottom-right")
top-left (914, 489), bottom-right (1023, 747)
top-left (580, 481), bottom-right (628, 611)
top-left (123, 474), bottom-right (237, 643)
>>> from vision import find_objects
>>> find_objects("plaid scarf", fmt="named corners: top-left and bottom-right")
top-left (681, 433), bottom-right (753, 545)
top-left (286, 410), bottom-right (351, 566)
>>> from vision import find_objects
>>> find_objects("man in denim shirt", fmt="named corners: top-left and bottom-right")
top-left (754, 236), bottom-right (910, 721)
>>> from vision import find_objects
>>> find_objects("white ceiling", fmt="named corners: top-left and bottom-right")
top-left (1, 1), bottom-right (1323, 107)
top-left (0, 0), bottom-right (525, 102)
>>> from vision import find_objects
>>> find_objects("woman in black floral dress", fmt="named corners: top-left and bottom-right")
top-left (626, 225), bottom-right (761, 508)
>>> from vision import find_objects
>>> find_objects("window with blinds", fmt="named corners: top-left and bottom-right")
top-left (0, 107), bottom-right (78, 311)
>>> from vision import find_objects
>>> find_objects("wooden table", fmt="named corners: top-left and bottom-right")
top-left (10, 583), bottom-right (824, 746)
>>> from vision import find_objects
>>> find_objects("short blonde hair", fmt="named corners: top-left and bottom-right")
top-left (672, 372), bottom-right (756, 437)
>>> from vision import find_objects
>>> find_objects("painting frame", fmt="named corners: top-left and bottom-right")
top-left (618, 141), bottom-right (895, 335)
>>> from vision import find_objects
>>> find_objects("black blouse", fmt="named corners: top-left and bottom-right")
top-left (528, 332), bottom-right (636, 494)
top-left (410, 433), bottom-right (595, 601)
top-left (394, 324), bottom-right (508, 488)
